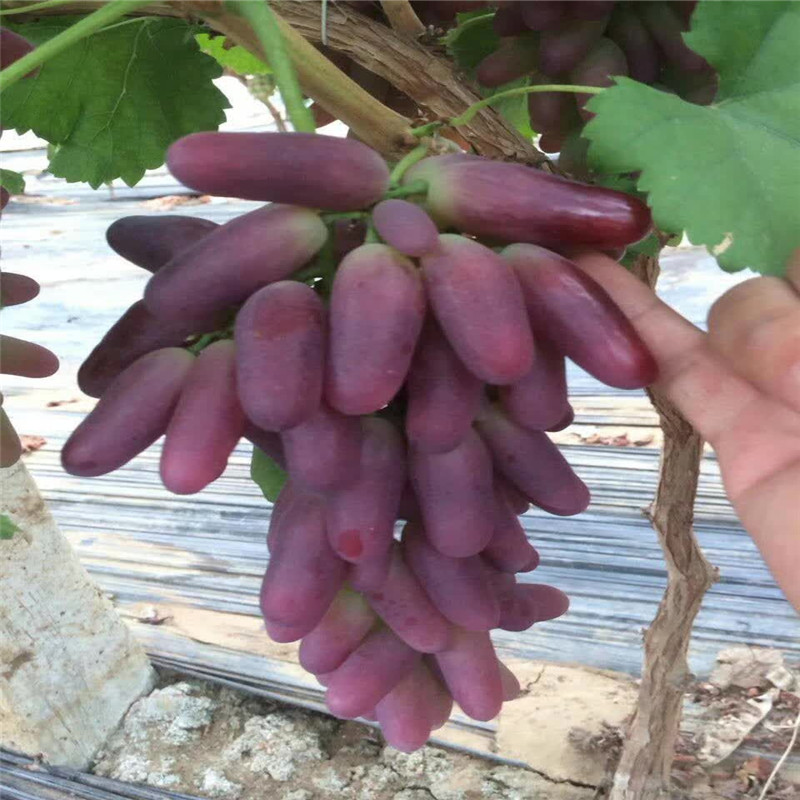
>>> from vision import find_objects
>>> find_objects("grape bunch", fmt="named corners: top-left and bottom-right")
top-left (63, 131), bottom-right (656, 751)
top-left (475, 0), bottom-right (715, 152)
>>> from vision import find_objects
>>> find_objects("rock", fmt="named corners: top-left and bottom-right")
top-left (223, 712), bottom-right (331, 781)
top-left (393, 791), bottom-right (434, 800)
top-left (282, 791), bottom-right (315, 800)
top-left (125, 682), bottom-right (218, 745)
top-left (201, 768), bottom-right (243, 798)
top-left (709, 647), bottom-right (786, 691)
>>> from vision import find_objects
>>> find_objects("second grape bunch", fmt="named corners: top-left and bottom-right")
top-left (63, 131), bottom-right (656, 752)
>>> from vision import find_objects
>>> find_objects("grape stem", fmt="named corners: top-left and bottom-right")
top-left (411, 83), bottom-right (606, 136)
top-left (0, 0), bottom-right (76, 15)
top-left (228, 0), bottom-right (315, 134)
top-left (0, 0), bottom-right (155, 92)
top-left (388, 143), bottom-right (430, 186)
top-left (383, 179), bottom-right (427, 199)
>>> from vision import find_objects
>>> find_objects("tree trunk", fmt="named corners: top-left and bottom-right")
top-left (609, 256), bottom-right (719, 800)
top-left (0, 461), bottom-right (156, 768)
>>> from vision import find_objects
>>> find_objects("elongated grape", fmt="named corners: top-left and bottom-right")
top-left (332, 218), bottom-right (367, 261)
top-left (0, 29), bottom-right (34, 72)
top-left (502, 244), bottom-right (657, 388)
top-left (281, 404), bottom-right (360, 492)
top-left (106, 215), bottom-right (218, 272)
top-left (539, 18), bottom-right (607, 75)
top-left (299, 588), bottom-right (377, 675)
top-left (493, 2), bottom-right (527, 35)
top-left (421, 235), bottom-right (534, 385)
top-left (521, 1), bottom-right (566, 31)
top-left (425, 662), bottom-right (454, 730)
top-left (548, 406), bottom-right (574, 431)
top-left (570, 1), bottom-right (615, 20)
top-left (78, 301), bottom-right (197, 398)
top-left (326, 417), bottom-right (406, 565)
top-left (0, 189), bottom-right (9, 211)
top-left (236, 281), bottom-right (325, 431)
top-left (245, 423), bottom-right (285, 471)
top-left (408, 157), bottom-right (651, 250)
top-left (371, 199), bottom-right (439, 258)
top-left (403, 524), bottom-right (500, 631)
top-left (498, 583), bottom-right (571, 631)
top-left (168, 132), bottom-right (390, 211)
top-left (327, 244), bottom-right (425, 415)
top-left (145, 204), bottom-right (327, 327)
top-left (325, 627), bottom-right (420, 720)
top-left (527, 72), bottom-right (581, 141)
top-left (607, 6), bottom-right (661, 84)
top-left (570, 37), bottom-right (628, 118)
top-left (62, 348), bottom-right (194, 477)
top-left (637, 2), bottom-right (708, 73)
top-left (435, 629), bottom-right (503, 722)
top-left (0, 335), bottom-right (58, 378)
top-left (501, 338), bottom-right (569, 431)
top-left (483, 490), bottom-right (539, 573)
top-left (405, 319), bottom-right (483, 454)
top-left (1, 273), bottom-right (39, 307)
top-left (375, 662), bottom-right (439, 753)
top-left (357, 543), bottom-right (452, 653)
top-left (266, 479), bottom-right (300, 551)
top-left (498, 661), bottom-right (521, 701)
top-left (476, 404), bottom-right (590, 516)
top-left (476, 35), bottom-right (539, 88)
top-left (499, 478), bottom-right (530, 515)
top-left (260, 492), bottom-right (347, 639)
top-left (160, 340), bottom-right (244, 495)
top-left (410, 429), bottom-right (495, 558)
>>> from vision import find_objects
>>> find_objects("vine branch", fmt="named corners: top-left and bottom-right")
top-left (379, 0), bottom-right (425, 38)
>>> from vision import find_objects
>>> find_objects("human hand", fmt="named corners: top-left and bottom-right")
top-left (572, 250), bottom-right (800, 612)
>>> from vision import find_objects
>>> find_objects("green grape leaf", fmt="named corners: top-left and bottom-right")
top-left (3, 16), bottom-right (229, 189)
top-left (584, 1), bottom-right (800, 276)
top-left (444, 11), bottom-right (498, 72)
top-left (250, 446), bottom-right (286, 503)
top-left (195, 33), bottom-right (271, 75)
top-left (0, 169), bottom-right (25, 195)
top-left (0, 514), bottom-right (20, 541)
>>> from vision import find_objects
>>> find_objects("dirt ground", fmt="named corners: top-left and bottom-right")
top-left (92, 653), bottom-right (799, 800)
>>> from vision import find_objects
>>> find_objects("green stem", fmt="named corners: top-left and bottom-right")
top-left (389, 143), bottom-right (429, 185)
top-left (384, 179), bottom-right (428, 199)
top-left (411, 121), bottom-right (444, 138)
top-left (230, 0), bottom-right (315, 133)
top-left (0, 0), bottom-right (154, 92)
top-left (449, 84), bottom-right (605, 127)
top-left (0, 0), bottom-right (75, 16)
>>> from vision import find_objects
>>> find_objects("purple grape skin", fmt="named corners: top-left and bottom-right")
top-left (548, 406), bottom-right (575, 432)
top-left (371, 199), bottom-right (439, 258)
top-left (421, 235), bottom-right (534, 385)
top-left (326, 417), bottom-right (406, 566)
top-left (483, 490), bottom-right (540, 573)
top-left (0, 336), bottom-right (58, 378)
top-left (538, 18), bottom-right (608, 75)
top-left (244, 423), bottom-right (285, 469)
top-left (407, 157), bottom-right (652, 251)
top-left (475, 35), bottom-right (540, 88)
top-left (500, 338), bottom-right (570, 432)
top-left (359, 544), bottom-right (452, 653)
top-left (569, 1), bottom-right (615, 21)
top-left (476, 404), bottom-right (590, 517)
top-left (607, 6), bottom-right (661, 84)
top-left (375, 662), bottom-right (438, 753)
top-left (521, 1), bottom-right (566, 31)
top-left (299, 589), bottom-right (377, 675)
top-left (106, 216), bottom-right (219, 273)
top-left (144, 204), bottom-right (328, 327)
top-left (1, 273), bottom-right (39, 307)
top-left (167, 132), bottom-right (390, 211)
top-left (325, 627), bottom-right (421, 720)
top-left (570, 37), bottom-right (629, 119)
top-left (326, 244), bottom-right (425, 416)
top-left (402, 524), bottom-right (501, 631)
top-left (62, 348), bottom-right (195, 477)
top-left (78, 301), bottom-right (197, 399)
top-left (497, 583), bottom-right (571, 632)
top-left (637, 1), bottom-right (709, 73)
top-left (502, 243), bottom-right (658, 389)
top-left (331, 218), bottom-right (367, 261)
top-left (281, 403), bottom-right (361, 492)
top-left (405, 319), bottom-right (483, 454)
top-left (527, 73), bottom-right (581, 139)
top-left (435, 629), bottom-right (504, 722)
top-left (160, 340), bottom-right (245, 495)
top-left (260, 492), bottom-right (347, 640)
top-left (409, 429), bottom-right (495, 558)
top-left (235, 281), bottom-right (325, 431)
top-left (493, 3), bottom-right (527, 35)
